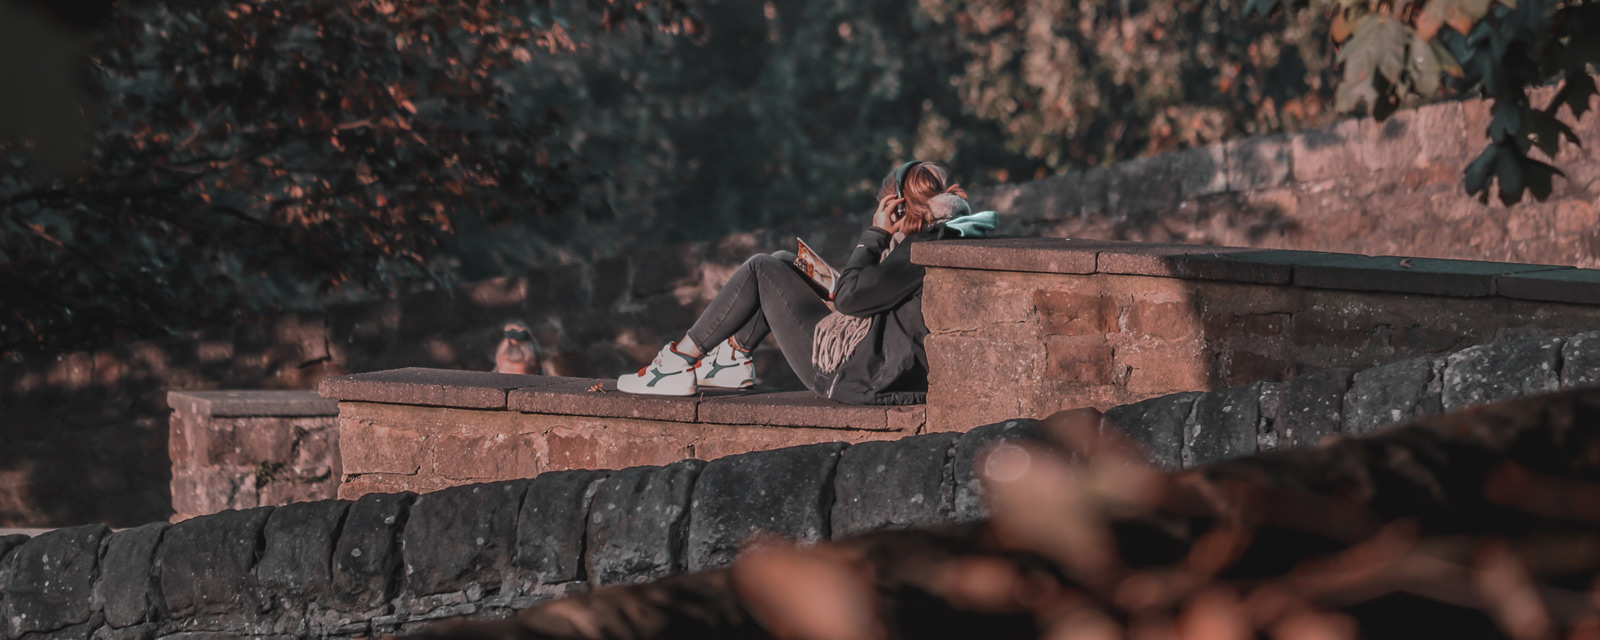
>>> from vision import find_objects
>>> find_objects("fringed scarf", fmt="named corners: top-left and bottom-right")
top-left (812, 194), bottom-right (997, 375)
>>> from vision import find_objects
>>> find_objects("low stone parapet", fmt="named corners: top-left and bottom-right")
top-left (166, 390), bottom-right (340, 522)
top-left (317, 368), bottom-right (925, 499)
top-left (913, 238), bottom-right (1600, 432)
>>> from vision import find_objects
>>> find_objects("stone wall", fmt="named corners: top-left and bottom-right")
top-left (917, 238), bottom-right (1600, 431)
top-left (7, 90), bottom-right (1600, 527)
top-left (318, 368), bottom-right (925, 499)
top-left (166, 391), bottom-right (340, 522)
top-left (7, 329), bottom-right (1599, 639)
top-left (973, 89), bottom-right (1600, 269)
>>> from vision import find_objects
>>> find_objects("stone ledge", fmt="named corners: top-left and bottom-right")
top-left (912, 238), bottom-right (1580, 300)
top-left (167, 390), bottom-right (338, 417)
top-left (318, 368), bottom-right (567, 409)
top-left (324, 368), bottom-right (924, 431)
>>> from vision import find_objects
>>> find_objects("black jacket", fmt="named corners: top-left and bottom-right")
top-left (815, 225), bottom-right (955, 405)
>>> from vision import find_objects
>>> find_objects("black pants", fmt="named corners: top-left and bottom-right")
top-left (685, 251), bottom-right (831, 387)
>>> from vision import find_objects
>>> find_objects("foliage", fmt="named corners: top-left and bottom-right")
top-left (1245, 0), bottom-right (1600, 204)
top-left (0, 0), bottom-right (692, 353)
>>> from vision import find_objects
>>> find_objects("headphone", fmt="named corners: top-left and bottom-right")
top-left (891, 160), bottom-right (924, 223)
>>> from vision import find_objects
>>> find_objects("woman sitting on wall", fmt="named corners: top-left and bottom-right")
top-left (617, 161), bottom-right (997, 405)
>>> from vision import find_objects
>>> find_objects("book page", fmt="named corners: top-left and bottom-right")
top-left (795, 237), bottom-right (839, 297)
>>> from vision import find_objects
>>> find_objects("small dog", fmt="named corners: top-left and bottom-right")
top-left (493, 321), bottom-right (541, 375)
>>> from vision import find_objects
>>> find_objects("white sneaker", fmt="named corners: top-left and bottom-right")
top-left (617, 342), bottom-right (700, 396)
top-left (697, 339), bottom-right (755, 390)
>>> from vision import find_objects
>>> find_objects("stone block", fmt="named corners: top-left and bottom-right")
top-left (157, 507), bottom-right (273, 621)
top-left (94, 522), bottom-right (167, 629)
top-left (256, 500), bottom-right (350, 602)
top-left (1185, 384), bottom-right (1262, 467)
top-left (510, 378), bottom-right (699, 422)
top-left (1123, 300), bottom-right (1197, 340)
top-left (331, 492), bottom-right (413, 612)
top-left (1271, 369), bottom-right (1353, 450)
top-left (1496, 268), bottom-right (1600, 305)
top-left (951, 419), bottom-right (1047, 521)
top-left (698, 392), bottom-right (896, 430)
top-left (166, 390), bottom-right (338, 418)
top-left (3, 524), bottom-right (107, 635)
top-left (1344, 357), bottom-right (1443, 435)
top-left (1361, 111), bottom-right (1428, 172)
top-left (585, 460), bottom-right (703, 585)
top-left (1442, 337), bottom-right (1565, 411)
top-left (338, 420), bottom-right (425, 477)
top-left (1292, 255), bottom-right (1565, 298)
top-left (1171, 144), bottom-right (1229, 199)
top-left (1107, 155), bottom-right (1180, 213)
top-left (1225, 134), bottom-right (1292, 191)
top-left (831, 433), bottom-right (958, 537)
top-left (687, 443), bottom-right (848, 571)
top-left (1562, 332), bottom-right (1600, 389)
top-left (1033, 290), bottom-right (1114, 336)
top-left (1044, 337), bottom-right (1115, 385)
top-left (319, 368), bottom-right (560, 409)
top-left (1092, 245), bottom-right (1294, 285)
top-left (909, 238), bottom-right (1098, 275)
top-left (1221, 350), bottom-right (1293, 387)
top-left (1101, 392), bottom-right (1200, 470)
top-left (401, 480), bottom-right (530, 597)
top-left (514, 470), bottom-right (608, 585)
top-left (1291, 119), bottom-right (1363, 183)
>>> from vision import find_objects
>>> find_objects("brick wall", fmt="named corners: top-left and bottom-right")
top-left (166, 391), bottom-right (341, 522)
top-left (916, 239), bottom-right (1600, 431)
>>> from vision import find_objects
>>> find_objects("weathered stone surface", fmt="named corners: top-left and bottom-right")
top-left (1442, 337), bottom-right (1565, 411)
top-left (1344, 357), bottom-right (1443, 435)
top-left (319, 368), bottom-right (560, 409)
top-left (401, 480), bottom-right (530, 597)
top-left (831, 432), bottom-right (957, 537)
top-left (1186, 384), bottom-right (1262, 466)
top-left (167, 390), bottom-right (338, 418)
top-left (1225, 134), bottom-right (1292, 191)
top-left (1094, 245), bottom-right (1293, 285)
top-left (697, 392), bottom-right (900, 430)
top-left (332, 492), bottom-right (413, 612)
top-left (910, 238), bottom-right (1099, 274)
top-left (256, 500), bottom-right (350, 602)
top-left (585, 460), bottom-right (703, 585)
top-left (3, 524), bottom-right (107, 635)
top-left (514, 470), bottom-right (609, 585)
top-left (1102, 392), bottom-right (1200, 470)
top-left (688, 443), bottom-right (848, 570)
top-left (94, 523), bottom-right (167, 629)
top-left (509, 379), bottom-right (700, 422)
top-left (157, 507), bottom-right (273, 622)
top-left (1293, 255), bottom-right (1564, 297)
top-left (1272, 369), bottom-right (1353, 450)
top-left (1563, 332), bottom-right (1600, 389)
top-left (1495, 268), bottom-right (1600, 305)
top-left (951, 419), bottom-right (1047, 521)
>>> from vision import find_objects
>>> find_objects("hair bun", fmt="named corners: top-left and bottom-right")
top-left (927, 193), bottom-right (971, 224)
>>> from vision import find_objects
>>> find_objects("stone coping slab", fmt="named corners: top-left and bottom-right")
top-left (912, 238), bottom-right (1580, 300)
top-left (167, 389), bottom-right (338, 417)
top-left (323, 368), bottom-right (922, 431)
top-left (318, 367), bottom-right (567, 409)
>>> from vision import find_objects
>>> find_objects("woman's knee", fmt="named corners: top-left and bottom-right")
top-left (745, 252), bottom-right (787, 274)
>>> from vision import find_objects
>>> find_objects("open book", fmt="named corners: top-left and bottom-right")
top-left (794, 237), bottom-right (840, 299)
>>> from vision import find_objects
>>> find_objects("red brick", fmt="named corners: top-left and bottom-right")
top-left (1123, 300), bottom-right (1196, 340)
top-left (1045, 338), bottom-right (1115, 385)
top-left (547, 426), bottom-right (694, 471)
top-left (1034, 290), bottom-right (1114, 335)
top-left (1118, 344), bottom-right (1212, 395)
top-left (339, 421), bottom-right (423, 476)
top-left (337, 474), bottom-right (423, 501)
top-left (430, 433), bottom-right (542, 481)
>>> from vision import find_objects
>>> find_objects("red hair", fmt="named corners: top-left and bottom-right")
top-left (877, 163), bottom-right (966, 234)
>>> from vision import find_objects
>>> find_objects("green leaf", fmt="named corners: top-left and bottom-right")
top-left (1428, 39), bottom-right (1464, 77)
top-left (1464, 144), bottom-right (1498, 198)
top-left (1488, 101), bottom-right (1523, 141)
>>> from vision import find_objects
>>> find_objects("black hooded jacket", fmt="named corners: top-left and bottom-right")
top-left (813, 224), bottom-right (957, 405)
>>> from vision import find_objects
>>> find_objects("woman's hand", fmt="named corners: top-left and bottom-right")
top-left (871, 194), bottom-right (905, 234)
